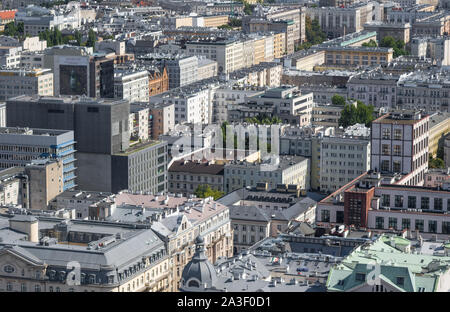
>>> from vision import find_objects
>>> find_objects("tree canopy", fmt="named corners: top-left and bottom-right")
top-left (295, 16), bottom-right (326, 51)
top-left (362, 39), bottom-right (377, 47)
top-left (331, 94), bottom-right (346, 106)
top-left (379, 36), bottom-right (408, 58)
top-left (1, 22), bottom-right (24, 38)
top-left (429, 156), bottom-right (445, 169)
top-left (39, 28), bottom-right (63, 47)
top-left (244, 115), bottom-right (282, 125)
top-left (194, 185), bottom-right (225, 200)
top-left (338, 101), bottom-right (374, 128)
top-left (86, 29), bottom-right (96, 48)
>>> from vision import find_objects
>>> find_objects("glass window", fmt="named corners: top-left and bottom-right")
top-left (408, 196), bottom-right (416, 209)
top-left (321, 210), bottom-right (330, 222)
top-left (401, 218), bottom-right (410, 230)
top-left (429, 220), bottom-right (437, 233)
top-left (415, 219), bottom-right (424, 232)
top-left (388, 217), bottom-right (397, 230)
top-left (395, 195), bottom-right (403, 208)
top-left (382, 194), bottom-right (390, 207)
top-left (375, 217), bottom-right (384, 229)
top-left (442, 221), bottom-right (450, 234)
top-left (421, 197), bottom-right (429, 210)
top-left (434, 198), bottom-right (443, 210)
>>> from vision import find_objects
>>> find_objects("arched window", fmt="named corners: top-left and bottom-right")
top-left (187, 280), bottom-right (200, 288)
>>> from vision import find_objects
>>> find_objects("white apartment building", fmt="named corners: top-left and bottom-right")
top-left (0, 68), bottom-right (53, 101)
top-left (149, 82), bottom-right (220, 125)
top-left (320, 135), bottom-right (371, 193)
top-left (0, 46), bottom-right (22, 68)
top-left (114, 69), bottom-right (149, 103)
top-left (371, 110), bottom-right (429, 186)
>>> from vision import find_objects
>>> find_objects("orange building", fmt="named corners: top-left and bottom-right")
top-left (148, 67), bottom-right (169, 97)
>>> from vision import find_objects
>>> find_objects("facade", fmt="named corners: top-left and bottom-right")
top-left (224, 156), bottom-right (310, 193)
top-left (228, 86), bottom-right (314, 127)
top-left (371, 111), bottom-right (429, 186)
top-left (0, 68), bottom-right (53, 101)
top-left (0, 127), bottom-right (76, 191)
top-left (114, 69), bottom-right (150, 103)
top-left (111, 140), bottom-right (168, 194)
top-left (162, 55), bottom-right (198, 89)
top-left (25, 159), bottom-right (64, 210)
top-left (319, 135), bottom-right (371, 194)
top-left (148, 67), bottom-right (169, 97)
top-left (168, 160), bottom-right (224, 195)
top-left (0, 215), bottom-right (170, 292)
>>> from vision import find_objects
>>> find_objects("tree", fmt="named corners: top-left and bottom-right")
top-left (86, 29), bottom-right (96, 48)
top-left (194, 185), bottom-right (225, 200)
top-left (339, 101), bottom-right (374, 128)
top-left (362, 39), bottom-right (377, 47)
top-left (331, 94), bottom-right (346, 106)
top-left (296, 16), bottom-right (326, 50)
top-left (379, 36), bottom-right (409, 58)
top-left (429, 156), bottom-right (445, 169)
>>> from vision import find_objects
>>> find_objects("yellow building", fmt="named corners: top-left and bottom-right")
top-left (322, 47), bottom-right (394, 66)
top-left (252, 38), bottom-right (266, 64)
top-left (203, 15), bottom-right (229, 28)
top-left (273, 32), bottom-right (286, 58)
top-left (429, 112), bottom-right (450, 157)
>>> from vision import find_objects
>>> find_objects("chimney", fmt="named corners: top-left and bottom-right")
top-left (9, 215), bottom-right (39, 243)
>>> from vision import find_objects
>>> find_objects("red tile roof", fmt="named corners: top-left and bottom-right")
top-left (0, 10), bottom-right (17, 21)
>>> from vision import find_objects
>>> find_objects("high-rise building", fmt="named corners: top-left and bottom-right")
top-left (371, 110), bottom-right (429, 186)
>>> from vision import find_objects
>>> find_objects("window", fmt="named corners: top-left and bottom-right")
top-left (382, 194), bottom-right (390, 207)
top-left (34, 285), bottom-right (41, 292)
top-left (382, 128), bottom-right (391, 139)
top-left (408, 196), bottom-right (416, 209)
top-left (429, 220), bottom-right (437, 233)
top-left (442, 221), bottom-right (450, 234)
top-left (396, 277), bottom-right (404, 286)
top-left (375, 217), bottom-right (384, 229)
top-left (402, 218), bottom-right (410, 230)
top-left (381, 160), bottom-right (390, 172)
top-left (415, 219), bottom-right (424, 232)
top-left (394, 129), bottom-right (402, 140)
top-left (393, 145), bottom-right (401, 156)
top-left (421, 197), bottom-right (430, 209)
top-left (321, 210), bottom-right (330, 222)
top-left (382, 144), bottom-right (390, 155)
top-left (21, 284), bottom-right (26, 292)
top-left (6, 282), bottom-right (12, 291)
top-left (434, 198), bottom-right (443, 211)
top-left (395, 195), bottom-right (403, 208)
top-left (393, 161), bottom-right (401, 173)
top-left (355, 273), bottom-right (365, 281)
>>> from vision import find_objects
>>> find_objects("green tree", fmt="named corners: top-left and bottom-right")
top-left (296, 16), bottom-right (326, 50)
top-left (194, 185), bottom-right (225, 200)
top-left (86, 29), bottom-right (96, 48)
top-left (339, 101), bottom-right (374, 128)
top-left (331, 94), bottom-right (346, 106)
top-left (429, 156), bottom-right (445, 169)
top-left (380, 36), bottom-right (409, 58)
top-left (362, 39), bottom-right (377, 47)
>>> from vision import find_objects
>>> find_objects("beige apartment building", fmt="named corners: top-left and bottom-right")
top-left (0, 68), bottom-right (53, 101)
top-left (25, 159), bottom-right (64, 211)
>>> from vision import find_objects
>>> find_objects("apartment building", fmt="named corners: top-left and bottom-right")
top-left (317, 172), bottom-right (450, 238)
top-left (148, 67), bottom-right (169, 97)
top-left (0, 46), bottom-right (21, 68)
top-left (149, 80), bottom-right (220, 125)
top-left (168, 160), bottom-right (224, 195)
top-left (319, 134), bottom-right (371, 194)
top-left (224, 155), bottom-right (310, 193)
top-left (371, 110), bottom-right (429, 186)
top-left (305, 2), bottom-right (384, 38)
top-left (162, 55), bottom-right (198, 89)
top-left (113, 192), bottom-right (233, 291)
top-left (129, 104), bottom-right (149, 142)
top-left (228, 86), bottom-right (314, 127)
top-left (229, 62), bottom-right (283, 88)
top-left (0, 127), bottom-right (76, 191)
top-left (0, 215), bottom-right (170, 292)
top-left (0, 68), bottom-right (53, 101)
top-left (114, 69), bottom-right (150, 103)
top-left (396, 69), bottom-right (450, 112)
top-left (346, 70), bottom-right (399, 108)
top-left (212, 85), bottom-right (265, 124)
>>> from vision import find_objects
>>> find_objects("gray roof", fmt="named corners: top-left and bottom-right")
top-left (230, 205), bottom-right (270, 222)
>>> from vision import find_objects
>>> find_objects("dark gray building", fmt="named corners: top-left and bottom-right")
top-left (111, 140), bottom-right (168, 194)
top-left (6, 95), bottom-right (168, 194)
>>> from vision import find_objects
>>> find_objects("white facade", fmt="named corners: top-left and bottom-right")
top-left (114, 70), bottom-right (149, 103)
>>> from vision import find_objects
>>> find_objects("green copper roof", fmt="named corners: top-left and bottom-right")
top-left (326, 235), bottom-right (450, 292)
